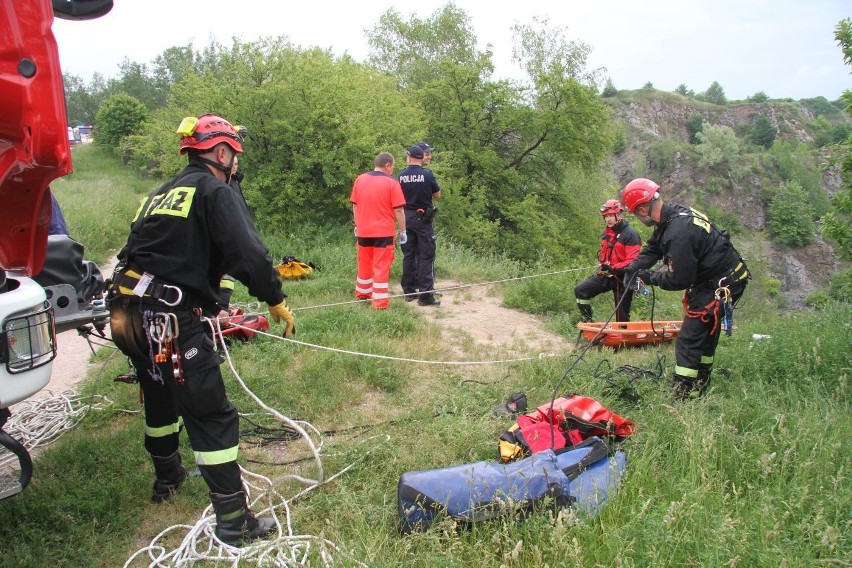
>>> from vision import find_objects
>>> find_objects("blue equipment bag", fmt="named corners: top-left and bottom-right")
top-left (397, 437), bottom-right (625, 534)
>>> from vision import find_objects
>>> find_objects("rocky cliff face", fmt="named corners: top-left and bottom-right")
top-left (606, 94), bottom-right (848, 309)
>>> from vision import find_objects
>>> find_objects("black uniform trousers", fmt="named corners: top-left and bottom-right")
top-left (676, 279), bottom-right (748, 376)
top-left (400, 211), bottom-right (437, 297)
top-left (574, 274), bottom-right (633, 322)
top-left (109, 297), bottom-right (243, 495)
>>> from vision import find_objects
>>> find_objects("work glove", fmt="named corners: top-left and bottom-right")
top-left (599, 263), bottom-right (611, 273)
top-left (268, 300), bottom-right (296, 337)
top-left (397, 230), bottom-right (408, 245)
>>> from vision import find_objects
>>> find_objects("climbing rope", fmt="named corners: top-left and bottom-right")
top-left (292, 265), bottom-right (596, 311)
top-left (0, 391), bottom-right (114, 471)
top-left (230, 324), bottom-right (561, 365)
top-left (123, 315), bottom-right (378, 567)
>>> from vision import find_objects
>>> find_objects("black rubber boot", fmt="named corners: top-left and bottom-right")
top-left (211, 491), bottom-right (276, 546)
top-left (672, 373), bottom-right (710, 401)
top-left (578, 303), bottom-right (593, 323)
top-left (151, 451), bottom-right (187, 503)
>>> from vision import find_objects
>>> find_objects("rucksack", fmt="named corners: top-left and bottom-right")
top-left (276, 256), bottom-right (317, 280)
top-left (498, 394), bottom-right (635, 463)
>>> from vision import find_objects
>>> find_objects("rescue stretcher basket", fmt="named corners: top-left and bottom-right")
top-left (576, 320), bottom-right (681, 348)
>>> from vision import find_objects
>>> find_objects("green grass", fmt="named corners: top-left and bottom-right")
top-left (0, 152), bottom-right (849, 566)
top-left (50, 144), bottom-right (156, 265)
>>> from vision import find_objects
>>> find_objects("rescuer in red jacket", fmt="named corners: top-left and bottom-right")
top-left (574, 199), bottom-right (642, 322)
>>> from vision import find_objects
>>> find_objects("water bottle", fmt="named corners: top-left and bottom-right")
top-left (721, 300), bottom-right (733, 335)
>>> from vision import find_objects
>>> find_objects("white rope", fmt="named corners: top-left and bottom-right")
top-left (231, 324), bottom-right (560, 365)
top-left (124, 316), bottom-right (374, 567)
top-left (0, 391), bottom-right (113, 471)
top-left (292, 265), bottom-right (596, 311)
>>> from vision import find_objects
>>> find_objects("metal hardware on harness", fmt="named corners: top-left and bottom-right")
top-left (147, 313), bottom-right (183, 381)
top-left (158, 284), bottom-right (183, 307)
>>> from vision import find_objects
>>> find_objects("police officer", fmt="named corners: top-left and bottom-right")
top-left (621, 178), bottom-right (749, 400)
top-left (398, 145), bottom-right (442, 306)
top-left (417, 141), bottom-right (435, 166)
top-left (109, 113), bottom-right (295, 546)
top-left (574, 199), bottom-right (642, 322)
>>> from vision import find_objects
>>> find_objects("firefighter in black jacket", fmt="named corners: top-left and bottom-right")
top-left (621, 178), bottom-right (749, 400)
top-left (109, 113), bottom-right (295, 546)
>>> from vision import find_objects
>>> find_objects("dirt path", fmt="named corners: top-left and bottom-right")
top-left (412, 280), bottom-right (574, 360)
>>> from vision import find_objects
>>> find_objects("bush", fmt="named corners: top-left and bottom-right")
top-left (611, 121), bottom-right (627, 154)
top-left (805, 290), bottom-right (831, 308)
top-left (750, 115), bottom-right (777, 149)
top-left (685, 113), bottom-right (704, 144)
top-left (94, 93), bottom-right (148, 152)
top-left (748, 91), bottom-right (769, 102)
top-left (767, 181), bottom-right (814, 246)
top-left (828, 269), bottom-right (852, 303)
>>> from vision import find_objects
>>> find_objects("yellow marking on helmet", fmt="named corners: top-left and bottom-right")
top-left (176, 116), bottom-right (198, 136)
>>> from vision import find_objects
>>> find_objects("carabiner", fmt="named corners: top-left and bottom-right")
top-left (159, 284), bottom-right (184, 307)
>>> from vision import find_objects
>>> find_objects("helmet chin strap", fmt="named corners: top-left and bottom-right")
top-left (194, 155), bottom-right (235, 183)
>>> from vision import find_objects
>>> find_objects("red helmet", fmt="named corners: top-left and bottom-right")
top-left (621, 178), bottom-right (660, 213)
top-left (178, 113), bottom-right (244, 155)
top-left (600, 199), bottom-right (623, 216)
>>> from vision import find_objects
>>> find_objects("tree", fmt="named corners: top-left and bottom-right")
top-left (750, 114), bottom-right (777, 148)
top-left (674, 84), bottom-right (694, 97)
top-left (821, 17), bottom-right (852, 260)
top-left (695, 124), bottom-right (739, 167)
top-left (63, 72), bottom-right (108, 125)
top-left (748, 91), bottom-right (769, 103)
top-left (362, 9), bottom-right (611, 262)
top-left (106, 59), bottom-right (167, 110)
top-left (94, 93), bottom-right (148, 151)
top-left (768, 181), bottom-right (814, 246)
top-left (366, 5), bottom-right (484, 90)
top-left (642, 81), bottom-right (654, 89)
top-left (601, 78), bottom-right (617, 97)
top-left (685, 113), bottom-right (704, 144)
top-left (704, 81), bottom-right (727, 105)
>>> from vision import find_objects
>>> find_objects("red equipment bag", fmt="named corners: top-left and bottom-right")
top-left (537, 394), bottom-right (636, 439)
top-left (498, 394), bottom-right (634, 463)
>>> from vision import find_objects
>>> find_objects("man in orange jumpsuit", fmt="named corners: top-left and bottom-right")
top-left (351, 152), bottom-right (407, 309)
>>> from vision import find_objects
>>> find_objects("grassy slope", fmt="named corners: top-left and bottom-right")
top-left (0, 147), bottom-right (848, 566)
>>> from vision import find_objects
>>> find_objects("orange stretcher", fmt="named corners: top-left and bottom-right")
top-left (576, 320), bottom-right (682, 348)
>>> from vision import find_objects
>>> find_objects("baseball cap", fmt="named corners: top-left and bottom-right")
top-left (417, 141), bottom-right (435, 152)
top-left (405, 145), bottom-right (425, 159)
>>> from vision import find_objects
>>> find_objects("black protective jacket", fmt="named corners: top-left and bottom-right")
top-left (119, 161), bottom-right (284, 308)
top-left (629, 202), bottom-right (743, 291)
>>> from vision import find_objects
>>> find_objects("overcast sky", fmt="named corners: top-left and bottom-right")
top-left (53, 0), bottom-right (850, 101)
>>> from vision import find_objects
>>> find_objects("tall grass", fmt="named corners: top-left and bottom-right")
top-left (0, 153), bottom-right (848, 566)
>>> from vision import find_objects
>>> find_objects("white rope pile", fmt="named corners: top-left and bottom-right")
top-left (124, 468), bottom-right (369, 567)
top-left (0, 390), bottom-right (113, 471)
top-left (123, 317), bottom-right (375, 567)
